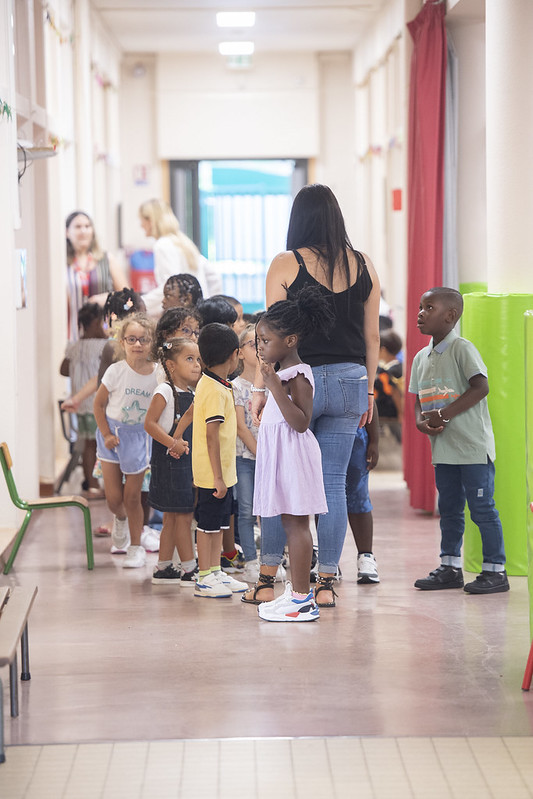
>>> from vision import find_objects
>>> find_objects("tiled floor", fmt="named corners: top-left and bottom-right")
top-left (2, 737), bottom-right (533, 798)
top-left (1, 451), bottom-right (532, 796)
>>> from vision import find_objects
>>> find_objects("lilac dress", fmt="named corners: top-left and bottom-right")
top-left (253, 363), bottom-right (328, 518)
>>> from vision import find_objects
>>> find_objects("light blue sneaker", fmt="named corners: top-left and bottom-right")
top-left (258, 582), bottom-right (320, 622)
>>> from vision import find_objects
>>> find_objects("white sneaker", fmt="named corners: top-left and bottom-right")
top-left (111, 517), bottom-right (130, 554)
top-left (357, 553), bottom-right (380, 584)
top-left (194, 571), bottom-right (232, 598)
top-left (215, 570), bottom-right (248, 593)
top-left (275, 563), bottom-right (287, 583)
top-left (241, 560), bottom-right (260, 583)
top-left (123, 545), bottom-right (146, 569)
top-left (258, 582), bottom-right (320, 622)
top-left (140, 526), bottom-right (160, 553)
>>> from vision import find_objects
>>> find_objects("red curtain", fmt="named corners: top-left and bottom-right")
top-left (403, 1), bottom-right (447, 511)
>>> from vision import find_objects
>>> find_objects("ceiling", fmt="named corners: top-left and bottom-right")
top-left (93, 0), bottom-right (385, 54)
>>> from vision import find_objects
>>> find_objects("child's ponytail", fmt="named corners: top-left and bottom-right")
top-left (263, 285), bottom-right (334, 340)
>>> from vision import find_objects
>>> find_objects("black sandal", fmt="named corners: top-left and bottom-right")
top-left (241, 573), bottom-right (276, 605)
top-left (314, 575), bottom-right (338, 608)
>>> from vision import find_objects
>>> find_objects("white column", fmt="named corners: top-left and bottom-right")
top-left (486, 0), bottom-right (533, 292)
top-left (73, 0), bottom-right (93, 210)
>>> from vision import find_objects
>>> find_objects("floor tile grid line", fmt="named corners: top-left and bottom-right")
top-left (290, 738), bottom-right (334, 799)
top-left (397, 738), bottom-right (452, 799)
top-left (468, 737), bottom-right (532, 799)
top-left (361, 737), bottom-right (414, 798)
top-left (465, 737), bottom-right (504, 799)
top-left (63, 743), bottom-right (114, 799)
top-left (432, 737), bottom-right (491, 799)
top-left (503, 738), bottom-right (533, 794)
top-left (325, 738), bottom-right (375, 798)
top-left (24, 744), bottom-right (76, 799)
top-left (428, 737), bottom-right (456, 799)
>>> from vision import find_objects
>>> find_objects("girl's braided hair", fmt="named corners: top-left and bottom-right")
top-left (157, 336), bottom-right (193, 407)
top-left (152, 306), bottom-right (201, 361)
top-left (260, 285), bottom-right (335, 341)
top-left (164, 274), bottom-right (203, 307)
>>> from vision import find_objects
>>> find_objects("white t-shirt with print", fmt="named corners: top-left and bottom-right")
top-left (101, 360), bottom-right (158, 424)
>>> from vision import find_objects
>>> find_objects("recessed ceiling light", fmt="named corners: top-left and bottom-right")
top-left (218, 41), bottom-right (255, 56)
top-left (216, 12), bottom-right (256, 28)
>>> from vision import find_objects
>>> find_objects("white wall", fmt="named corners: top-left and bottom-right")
top-left (315, 52), bottom-right (356, 241)
top-left (447, 18), bottom-right (487, 286)
top-left (119, 55), bottom-right (163, 252)
top-left (156, 52), bottom-right (319, 161)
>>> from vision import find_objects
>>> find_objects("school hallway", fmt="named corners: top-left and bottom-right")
top-left (1, 456), bottom-right (532, 798)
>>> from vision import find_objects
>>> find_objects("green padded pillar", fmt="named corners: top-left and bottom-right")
top-left (525, 312), bottom-right (533, 637)
top-left (461, 294), bottom-right (533, 575)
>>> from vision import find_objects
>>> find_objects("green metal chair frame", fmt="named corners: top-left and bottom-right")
top-left (0, 442), bottom-right (94, 575)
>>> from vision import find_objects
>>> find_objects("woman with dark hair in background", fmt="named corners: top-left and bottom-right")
top-left (66, 211), bottom-right (126, 340)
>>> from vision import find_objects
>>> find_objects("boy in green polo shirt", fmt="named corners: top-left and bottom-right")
top-left (409, 287), bottom-right (509, 594)
top-left (192, 323), bottom-right (248, 598)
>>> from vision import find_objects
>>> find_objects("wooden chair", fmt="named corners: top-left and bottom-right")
top-left (0, 442), bottom-right (94, 575)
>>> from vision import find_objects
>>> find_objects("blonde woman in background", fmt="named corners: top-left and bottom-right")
top-left (139, 199), bottom-right (222, 316)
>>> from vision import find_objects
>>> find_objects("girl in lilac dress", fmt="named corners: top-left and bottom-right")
top-left (250, 286), bottom-right (334, 622)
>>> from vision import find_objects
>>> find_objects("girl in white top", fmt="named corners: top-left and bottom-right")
top-left (139, 199), bottom-right (222, 316)
top-left (93, 314), bottom-right (158, 569)
top-left (232, 324), bottom-right (260, 581)
top-left (144, 338), bottom-right (202, 585)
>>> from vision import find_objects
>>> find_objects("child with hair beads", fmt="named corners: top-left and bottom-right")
top-left (232, 324), bottom-right (260, 582)
top-left (244, 286), bottom-right (334, 622)
top-left (60, 303), bottom-right (108, 497)
top-left (192, 323), bottom-right (248, 598)
top-left (162, 274), bottom-right (203, 311)
top-left (144, 338), bottom-right (202, 585)
top-left (93, 313), bottom-right (158, 568)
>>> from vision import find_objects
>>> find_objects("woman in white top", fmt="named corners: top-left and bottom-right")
top-left (139, 199), bottom-right (222, 316)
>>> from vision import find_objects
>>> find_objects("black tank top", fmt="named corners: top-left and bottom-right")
top-left (288, 249), bottom-right (372, 367)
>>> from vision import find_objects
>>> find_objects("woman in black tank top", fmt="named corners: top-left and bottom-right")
top-left (244, 185), bottom-right (381, 609)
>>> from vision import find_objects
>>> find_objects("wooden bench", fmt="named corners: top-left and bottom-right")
top-left (0, 585), bottom-right (38, 763)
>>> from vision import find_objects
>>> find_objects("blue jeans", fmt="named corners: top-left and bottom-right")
top-left (435, 460), bottom-right (506, 571)
top-left (260, 362), bottom-right (368, 572)
top-left (236, 456), bottom-right (257, 562)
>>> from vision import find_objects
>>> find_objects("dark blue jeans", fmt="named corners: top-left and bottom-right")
top-left (434, 460), bottom-right (506, 571)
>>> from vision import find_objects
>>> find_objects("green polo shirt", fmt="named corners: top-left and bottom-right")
top-left (409, 328), bottom-right (496, 465)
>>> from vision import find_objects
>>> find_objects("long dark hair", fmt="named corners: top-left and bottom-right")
top-left (286, 184), bottom-right (355, 290)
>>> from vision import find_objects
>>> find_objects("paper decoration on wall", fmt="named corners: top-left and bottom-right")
top-left (0, 99), bottom-right (13, 121)
top-left (43, 4), bottom-right (73, 45)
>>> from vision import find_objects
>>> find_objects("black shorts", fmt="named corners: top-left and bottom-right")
top-left (195, 487), bottom-right (233, 532)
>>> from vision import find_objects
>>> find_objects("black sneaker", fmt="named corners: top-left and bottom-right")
top-left (151, 564), bottom-right (181, 586)
top-left (414, 565), bottom-right (464, 590)
top-left (180, 565), bottom-right (199, 586)
top-left (464, 570), bottom-right (509, 594)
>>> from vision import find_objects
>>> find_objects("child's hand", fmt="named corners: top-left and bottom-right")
top-left (104, 432), bottom-right (119, 449)
top-left (61, 396), bottom-right (79, 413)
top-left (213, 478), bottom-right (227, 499)
top-left (366, 441), bottom-right (379, 471)
top-left (167, 437), bottom-right (189, 459)
top-left (259, 359), bottom-right (277, 388)
top-left (251, 392), bottom-right (266, 426)
top-left (418, 413), bottom-right (444, 436)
